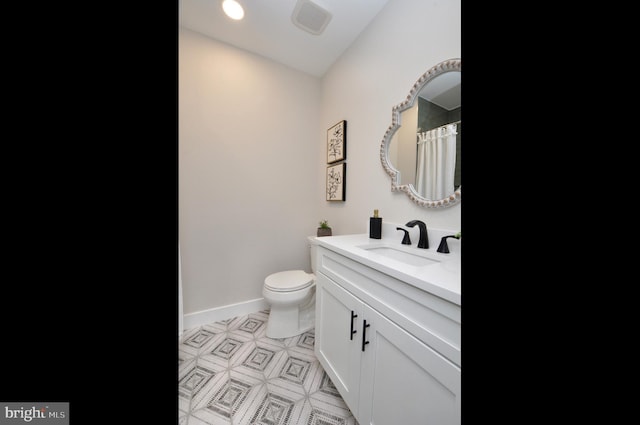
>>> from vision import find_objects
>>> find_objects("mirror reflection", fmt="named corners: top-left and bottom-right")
top-left (381, 58), bottom-right (461, 208)
top-left (393, 72), bottom-right (461, 198)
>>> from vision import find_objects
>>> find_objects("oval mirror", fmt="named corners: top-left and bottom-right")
top-left (380, 58), bottom-right (461, 208)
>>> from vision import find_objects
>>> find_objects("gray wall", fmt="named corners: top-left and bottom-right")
top-left (316, 0), bottom-right (461, 235)
top-left (179, 30), bottom-right (321, 314)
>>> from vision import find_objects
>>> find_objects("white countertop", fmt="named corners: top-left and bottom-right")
top-left (313, 232), bottom-right (461, 305)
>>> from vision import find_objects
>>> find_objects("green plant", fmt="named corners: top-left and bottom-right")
top-left (318, 220), bottom-right (330, 229)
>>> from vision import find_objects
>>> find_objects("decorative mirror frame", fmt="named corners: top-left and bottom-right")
top-left (380, 58), bottom-right (461, 208)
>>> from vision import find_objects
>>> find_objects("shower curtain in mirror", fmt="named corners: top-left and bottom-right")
top-left (415, 123), bottom-right (457, 199)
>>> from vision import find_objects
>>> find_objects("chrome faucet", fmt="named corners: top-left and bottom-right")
top-left (405, 220), bottom-right (428, 249)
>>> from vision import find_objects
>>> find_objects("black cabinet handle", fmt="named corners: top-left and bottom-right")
top-left (350, 311), bottom-right (358, 340)
top-left (362, 320), bottom-right (370, 351)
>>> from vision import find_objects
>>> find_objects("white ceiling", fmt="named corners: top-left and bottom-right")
top-left (420, 72), bottom-right (461, 111)
top-left (179, 0), bottom-right (390, 77)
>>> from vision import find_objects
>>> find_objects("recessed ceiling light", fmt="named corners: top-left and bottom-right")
top-left (222, 0), bottom-right (244, 20)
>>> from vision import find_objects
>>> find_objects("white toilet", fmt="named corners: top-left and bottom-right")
top-left (263, 236), bottom-right (319, 339)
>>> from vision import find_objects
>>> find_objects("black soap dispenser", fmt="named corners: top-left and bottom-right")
top-left (369, 209), bottom-right (382, 239)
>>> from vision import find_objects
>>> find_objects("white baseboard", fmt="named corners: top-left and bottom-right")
top-left (182, 298), bottom-right (269, 331)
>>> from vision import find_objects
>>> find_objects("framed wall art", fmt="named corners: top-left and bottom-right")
top-left (327, 120), bottom-right (346, 164)
top-left (326, 163), bottom-right (346, 201)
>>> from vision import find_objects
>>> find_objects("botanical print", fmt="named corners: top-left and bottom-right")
top-left (327, 120), bottom-right (346, 163)
top-left (326, 163), bottom-right (345, 201)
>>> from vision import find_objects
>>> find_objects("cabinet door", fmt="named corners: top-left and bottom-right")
top-left (358, 304), bottom-right (461, 425)
top-left (314, 272), bottom-right (362, 415)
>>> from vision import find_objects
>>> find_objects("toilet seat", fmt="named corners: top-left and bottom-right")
top-left (265, 270), bottom-right (314, 292)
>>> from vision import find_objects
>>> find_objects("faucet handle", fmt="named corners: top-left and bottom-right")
top-left (396, 227), bottom-right (412, 245)
top-left (437, 235), bottom-right (459, 254)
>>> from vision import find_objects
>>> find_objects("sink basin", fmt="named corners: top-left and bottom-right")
top-left (357, 243), bottom-right (441, 267)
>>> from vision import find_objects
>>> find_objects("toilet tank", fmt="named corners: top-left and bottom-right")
top-left (307, 236), bottom-right (320, 273)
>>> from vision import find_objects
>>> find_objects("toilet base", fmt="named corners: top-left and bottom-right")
top-left (265, 316), bottom-right (314, 339)
top-left (264, 290), bottom-right (316, 339)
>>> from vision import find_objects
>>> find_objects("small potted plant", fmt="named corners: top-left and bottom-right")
top-left (317, 220), bottom-right (332, 237)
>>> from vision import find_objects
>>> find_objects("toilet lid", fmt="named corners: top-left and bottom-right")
top-left (265, 270), bottom-right (314, 292)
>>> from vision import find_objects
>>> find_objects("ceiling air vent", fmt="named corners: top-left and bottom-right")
top-left (291, 0), bottom-right (332, 35)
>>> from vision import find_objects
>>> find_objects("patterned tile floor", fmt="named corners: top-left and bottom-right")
top-left (179, 309), bottom-right (358, 425)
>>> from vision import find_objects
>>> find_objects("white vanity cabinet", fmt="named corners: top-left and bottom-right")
top-left (314, 244), bottom-right (461, 425)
